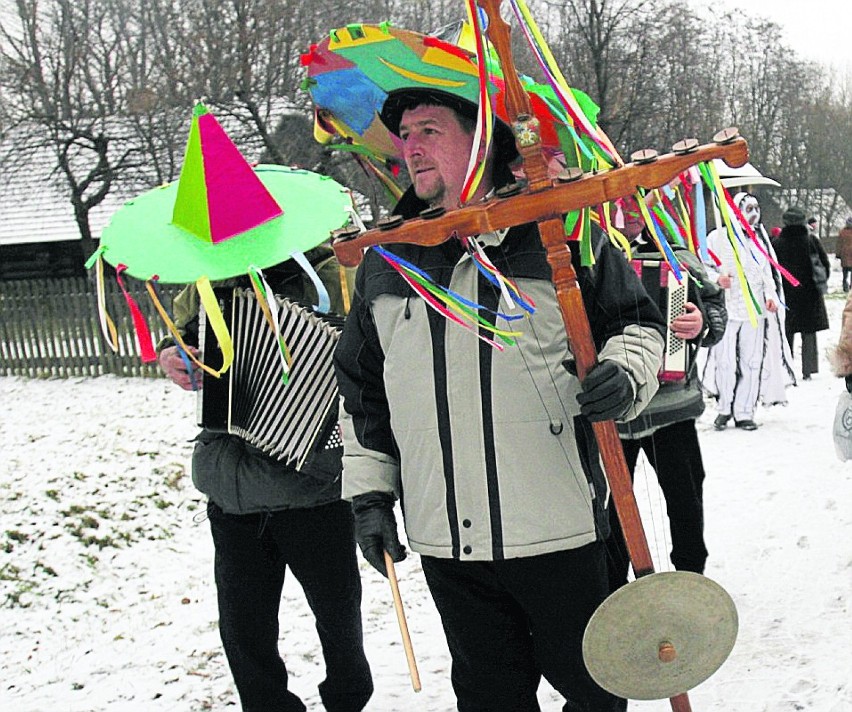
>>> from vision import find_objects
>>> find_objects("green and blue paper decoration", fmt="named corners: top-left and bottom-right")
top-left (302, 22), bottom-right (615, 173)
top-left (304, 24), bottom-right (566, 166)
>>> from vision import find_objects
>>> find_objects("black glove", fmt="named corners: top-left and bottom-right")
top-left (351, 491), bottom-right (406, 577)
top-left (567, 359), bottom-right (634, 422)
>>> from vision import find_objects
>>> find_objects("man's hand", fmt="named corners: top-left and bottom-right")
top-left (158, 345), bottom-right (201, 391)
top-left (569, 360), bottom-right (634, 422)
top-left (717, 273), bottom-right (733, 289)
top-left (351, 492), bottom-right (407, 577)
top-left (765, 298), bottom-right (779, 314)
top-left (671, 302), bottom-right (704, 340)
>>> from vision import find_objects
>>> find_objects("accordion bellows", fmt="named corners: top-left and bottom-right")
top-left (198, 288), bottom-right (344, 471)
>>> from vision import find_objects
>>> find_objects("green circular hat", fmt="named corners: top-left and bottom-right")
top-left (98, 105), bottom-right (352, 284)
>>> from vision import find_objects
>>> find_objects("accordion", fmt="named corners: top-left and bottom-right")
top-left (631, 259), bottom-right (689, 383)
top-left (198, 288), bottom-right (345, 479)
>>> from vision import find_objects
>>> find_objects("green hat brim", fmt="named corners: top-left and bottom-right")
top-left (100, 165), bottom-right (351, 283)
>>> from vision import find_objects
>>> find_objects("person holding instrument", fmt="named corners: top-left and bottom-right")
top-left (607, 195), bottom-right (727, 591)
top-left (331, 70), bottom-right (666, 711)
top-left (158, 249), bottom-right (373, 712)
top-left (146, 109), bottom-right (371, 712)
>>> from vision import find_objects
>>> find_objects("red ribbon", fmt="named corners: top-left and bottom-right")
top-left (115, 264), bottom-right (157, 363)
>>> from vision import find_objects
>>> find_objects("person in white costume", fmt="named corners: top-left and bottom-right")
top-left (702, 192), bottom-right (794, 430)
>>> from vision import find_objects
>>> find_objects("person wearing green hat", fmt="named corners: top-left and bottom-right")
top-left (333, 87), bottom-right (666, 710)
top-left (138, 106), bottom-right (373, 712)
top-left (772, 206), bottom-right (830, 380)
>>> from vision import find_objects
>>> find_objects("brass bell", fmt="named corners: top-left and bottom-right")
top-left (556, 167), bottom-right (584, 183)
top-left (377, 215), bottom-right (404, 231)
top-left (331, 226), bottom-right (362, 242)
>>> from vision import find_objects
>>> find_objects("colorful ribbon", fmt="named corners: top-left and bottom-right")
top-left (115, 264), bottom-right (157, 363)
top-left (373, 244), bottom-right (533, 350)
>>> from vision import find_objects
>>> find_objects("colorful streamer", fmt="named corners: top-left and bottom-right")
top-left (373, 245), bottom-right (534, 350)
top-left (114, 264), bottom-right (157, 363)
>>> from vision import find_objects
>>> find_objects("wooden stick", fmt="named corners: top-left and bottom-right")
top-left (384, 551), bottom-right (422, 692)
top-left (331, 138), bottom-right (747, 267)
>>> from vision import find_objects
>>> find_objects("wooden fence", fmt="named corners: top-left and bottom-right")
top-left (0, 277), bottom-right (183, 378)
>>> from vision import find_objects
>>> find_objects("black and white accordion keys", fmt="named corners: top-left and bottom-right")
top-left (631, 259), bottom-right (689, 383)
top-left (198, 288), bottom-right (344, 476)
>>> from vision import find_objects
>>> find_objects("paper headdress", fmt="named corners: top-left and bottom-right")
top-left (96, 103), bottom-right (352, 283)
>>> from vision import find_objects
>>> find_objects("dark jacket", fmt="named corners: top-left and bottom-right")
top-left (165, 247), bottom-right (352, 514)
top-left (618, 242), bottom-right (727, 439)
top-left (772, 225), bottom-right (829, 334)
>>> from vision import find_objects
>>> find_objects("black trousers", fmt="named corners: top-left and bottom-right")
top-left (421, 544), bottom-right (626, 712)
top-left (207, 500), bottom-right (373, 712)
top-left (608, 419), bottom-right (708, 592)
top-left (785, 327), bottom-right (819, 378)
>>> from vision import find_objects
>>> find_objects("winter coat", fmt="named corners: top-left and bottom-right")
top-left (772, 225), bottom-right (830, 334)
top-left (334, 210), bottom-right (666, 562)
top-left (829, 289), bottom-right (852, 377)
top-left (837, 227), bottom-right (852, 268)
top-left (618, 243), bottom-right (727, 440)
top-left (160, 247), bottom-right (353, 515)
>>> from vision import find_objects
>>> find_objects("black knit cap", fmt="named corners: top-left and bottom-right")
top-left (782, 206), bottom-right (807, 226)
top-left (380, 88), bottom-right (519, 166)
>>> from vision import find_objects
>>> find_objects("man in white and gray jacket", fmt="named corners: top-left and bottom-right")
top-left (334, 89), bottom-right (665, 712)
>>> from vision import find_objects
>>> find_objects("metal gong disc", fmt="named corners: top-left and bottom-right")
top-left (582, 571), bottom-right (738, 700)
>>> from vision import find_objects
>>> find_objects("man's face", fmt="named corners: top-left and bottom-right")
top-left (399, 104), bottom-right (477, 211)
top-left (738, 195), bottom-right (761, 228)
top-left (619, 196), bottom-right (645, 240)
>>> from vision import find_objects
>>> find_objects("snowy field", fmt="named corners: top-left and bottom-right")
top-left (1, 294), bottom-right (850, 712)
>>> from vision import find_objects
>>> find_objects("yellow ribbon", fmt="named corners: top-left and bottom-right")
top-left (95, 256), bottom-right (119, 353)
top-left (196, 276), bottom-right (234, 376)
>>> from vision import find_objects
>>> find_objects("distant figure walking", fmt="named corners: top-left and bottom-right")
top-left (702, 192), bottom-right (789, 430)
top-left (772, 206), bottom-right (830, 381)
top-left (837, 216), bottom-right (852, 292)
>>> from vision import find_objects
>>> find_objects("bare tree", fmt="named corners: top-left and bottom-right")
top-left (3, 0), bottom-right (850, 248)
top-left (0, 0), bottom-right (147, 261)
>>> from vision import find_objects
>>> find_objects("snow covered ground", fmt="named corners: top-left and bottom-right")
top-left (1, 294), bottom-right (850, 712)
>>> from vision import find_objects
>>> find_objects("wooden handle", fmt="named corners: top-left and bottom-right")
top-left (671, 692), bottom-right (694, 711)
top-left (384, 551), bottom-right (422, 692)
top-left (539, 216), bottom-right (655, 576)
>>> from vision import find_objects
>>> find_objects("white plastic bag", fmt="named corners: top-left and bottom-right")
top-left (833, 391), bottom-right (852, 461)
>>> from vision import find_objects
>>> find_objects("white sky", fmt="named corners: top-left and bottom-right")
top-left (708, 0), bottom-right (852, 73)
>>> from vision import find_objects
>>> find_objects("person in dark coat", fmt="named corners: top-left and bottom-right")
top-left (772, 206), bottom-right (830, 380)
top-left (158, 250), bottom-right (374, 712)
top-left (337, 90), bottom-right (665, 712)
top-left (836, 216), bottom-right (852, 292)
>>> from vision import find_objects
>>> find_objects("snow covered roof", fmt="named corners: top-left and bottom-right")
top-left (0, 101), bottom-right (299, 247)
top-left (0, 155), bottom-right (126, 246)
